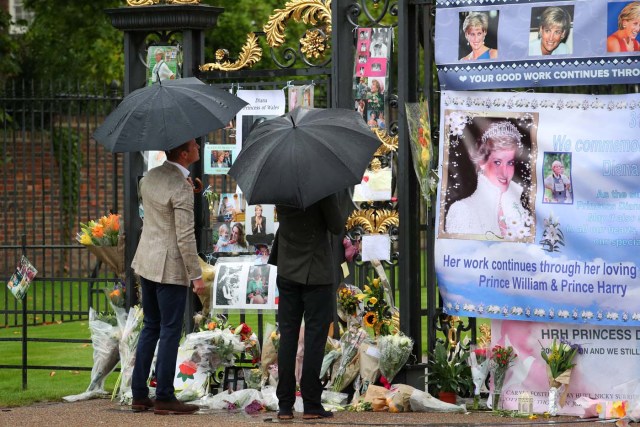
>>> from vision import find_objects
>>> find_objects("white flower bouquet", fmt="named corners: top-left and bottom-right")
top-left (331, 326), bottom-right (368, 392)
top-left (468, 344), bottom-right (490, 409)
top-left (378, 333), bottom-right (414, 383)
top-left (113, 305), bottom-right (144, 404)
top-left (63, 308), bottom-right (121, 402)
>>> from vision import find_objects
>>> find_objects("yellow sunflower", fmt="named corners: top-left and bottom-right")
top-left (363, 311), bottom-right (377, 327)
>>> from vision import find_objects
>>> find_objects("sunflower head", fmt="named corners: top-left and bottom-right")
top-left (363, 311), bottom-right (378, 327)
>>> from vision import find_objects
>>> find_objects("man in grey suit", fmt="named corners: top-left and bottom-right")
top-left (130, 138), bottom-right (206, 415)
top-left (268, 190), bottom-right (350, 420)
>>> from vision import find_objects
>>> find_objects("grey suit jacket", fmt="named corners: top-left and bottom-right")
top-left (269, 191), bottom-right (349, 285)
top-left (131, 162), bottom-right (202, 286)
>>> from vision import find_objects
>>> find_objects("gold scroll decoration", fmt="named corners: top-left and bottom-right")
top-left (373, 128), bottom-right (398, 156)
top-left (346, 209), bottom-right (399, 235)
top-left (199, 32), bottom-right (263, 72)
top-left (264, 0), bottom-right (332, 52)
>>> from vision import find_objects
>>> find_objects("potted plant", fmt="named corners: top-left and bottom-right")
top-left (427, 341), bottom-right (473, 404)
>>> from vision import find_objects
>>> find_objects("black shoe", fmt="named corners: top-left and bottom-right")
top-left (303, 409), bottom-right (333, 419)
top-left (131, 397), bottom-right (155, 412)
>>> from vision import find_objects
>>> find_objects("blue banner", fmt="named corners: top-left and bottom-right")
top-left (435, 0), bottom-right (640, 89)
top-left (435, 90), bottom-right (640, 326)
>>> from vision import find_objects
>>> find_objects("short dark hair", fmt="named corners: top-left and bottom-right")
top-left (165, 140), bottom-right (192, 161)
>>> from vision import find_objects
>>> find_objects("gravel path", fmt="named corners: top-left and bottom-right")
top-left (0, 399), bottom-right (608, 427)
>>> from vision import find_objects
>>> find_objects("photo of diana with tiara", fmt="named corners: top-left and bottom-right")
top-left (439, 112), bottom-right (538, 242)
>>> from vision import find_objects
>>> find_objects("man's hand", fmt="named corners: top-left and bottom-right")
top-left (192, 278), bottom-right (206, 295)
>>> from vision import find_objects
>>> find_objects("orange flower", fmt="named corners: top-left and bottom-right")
top-left (92, 224), bottom-right (104, 238)
top-left (109, 214), bottom-right (120, 232)
top-left (207, 321), bottom-right (217, 330)
top-left (110, 289), bottom-right (121, 298)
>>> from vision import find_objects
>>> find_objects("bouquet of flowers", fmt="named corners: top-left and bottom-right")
top-left (489, 345), bottom-right (517, 410)
top-left (77, 213), bottom-right (120, 246)
top-left (260, 324), bottom-right (279, 383)
top-left (193, 312), bottom-right (229, 333)
top-left (405, 100), bottom-right (439, 206)
top-left (331, 326), bottom-right (368, 392)
top-left (540, 339), bottom-right (579, 414)
top-left (357, 277), bottom-right (398, 337)
top-left (337, 283), bottom-right (362, 324)
top-left (468, 344), bottom-right (490, 409)
top-left (63, 308), bottom-right (121, 402)
top-left (378, 333), bottom-right (414, 383)
top-left (235, 323), bottom-right (261, 365)
top-left (77, 213), bottom-right (125, 279)
top-left (113, 305), bottom-right (144, 404)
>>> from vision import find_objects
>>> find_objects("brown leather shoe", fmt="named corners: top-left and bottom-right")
top-left (153, 399), bottom-right (199, 415)
top-left (131, 397), bottom-right (155, 412)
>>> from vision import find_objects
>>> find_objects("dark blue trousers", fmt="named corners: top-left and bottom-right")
top-left (276, 276), bottom-right (333, 413)
top-left (131, 276), bottom-right (187, 402)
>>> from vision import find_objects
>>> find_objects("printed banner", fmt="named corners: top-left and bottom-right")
top-left (435, 0), bottom-right (640, 89)
top-left (435, 90), bottom-right (640, 326)
top-left (493, 320), bottom-right (640, 416)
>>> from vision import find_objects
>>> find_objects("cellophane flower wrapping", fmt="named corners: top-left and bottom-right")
top-left (321, 336), bottom-right (341, 380)
top-left (115, 305), bottom-right (144, 404)
top-left (331, 326), bottom-right (368, 392)
top-left (260, 324), bottom-right (279, 383)
top-left (378, 334), bottom-right (414, 383)
top-left (468, 345), bottom-right (490, 397)
top-left (540, 339), bottom-right (579, 408)
top-left (196, 388), bottom-right (264, 411)
top-left (63, 308), bottom-right (121, 402)
top-left (358, 340), bottom-right (381, 394)
top-left (405, 101), bottom-right (438, 206)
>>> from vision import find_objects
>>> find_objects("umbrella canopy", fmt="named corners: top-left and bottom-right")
top-left (228, 107), bottom-right (381, 209)
top-left (93, 77), bottom-right (247, 153)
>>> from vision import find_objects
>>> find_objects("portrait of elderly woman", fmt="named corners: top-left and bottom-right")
top-left (607, 1), bottom-right (640, 52)
top-left (459, 11), bottom-right (499, 61)
top-left (529, 6), bottom-right (573, 56)
top-left (441, 115), bottom-right (537, 241)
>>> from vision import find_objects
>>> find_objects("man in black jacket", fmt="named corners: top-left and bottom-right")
top-left (268, 190), bottom-right (350, 420)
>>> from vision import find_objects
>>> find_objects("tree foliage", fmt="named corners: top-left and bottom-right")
top-left (0, 9), bottom-right (22, 82)
top-left (12, 0), bottom-right (313, 84)
top-left (20, 0), bottom-right (123, 83)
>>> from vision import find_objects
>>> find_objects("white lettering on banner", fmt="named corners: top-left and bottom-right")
top-left (464, 68), bottom-right (632, 85)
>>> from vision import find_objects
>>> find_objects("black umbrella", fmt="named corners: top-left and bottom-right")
top-left (228, 107), bottom-right (381, 209)
top-left (93, 77), bottom-right (247, 153)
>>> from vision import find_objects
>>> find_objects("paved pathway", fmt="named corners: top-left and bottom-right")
top-left (0, 399), bottom-right (608, 427)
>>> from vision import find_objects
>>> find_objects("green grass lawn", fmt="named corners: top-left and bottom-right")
top-left (0, 320), bottom-right (119, 407)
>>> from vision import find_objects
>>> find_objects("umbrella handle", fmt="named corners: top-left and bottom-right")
top-left (192, 177), bottom-right (203, 194)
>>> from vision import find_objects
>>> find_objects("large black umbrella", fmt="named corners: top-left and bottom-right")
top-left (228, 107), bottom-right (381, 209)
top-left (93, 77), bottom-right (247, 153)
